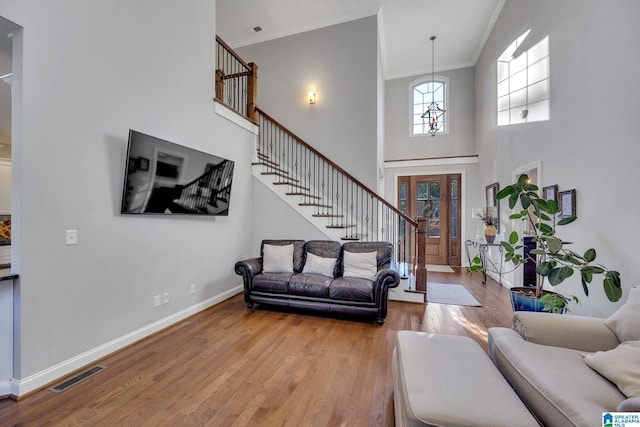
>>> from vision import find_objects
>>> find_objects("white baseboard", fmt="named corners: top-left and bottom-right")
top-left (10, 285), bottom-right (244, 397)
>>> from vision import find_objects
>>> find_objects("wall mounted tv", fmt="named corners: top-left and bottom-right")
top-left (121, 130), bottom-right (235, 216)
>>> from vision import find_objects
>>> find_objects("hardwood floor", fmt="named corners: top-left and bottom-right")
top-left (0, 268), bottom-right (513, 426)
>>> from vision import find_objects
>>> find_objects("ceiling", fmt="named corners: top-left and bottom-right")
top-left (0, 1), bottom-right (507, 149)
top-left (216, 0), bottom-right (505, 79)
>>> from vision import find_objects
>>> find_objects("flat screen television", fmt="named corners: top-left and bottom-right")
top-left (121, 130), bottom-right (235, 216)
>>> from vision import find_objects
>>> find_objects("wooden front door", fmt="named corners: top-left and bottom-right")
top-left (398, 174), bottom-right (461, 266)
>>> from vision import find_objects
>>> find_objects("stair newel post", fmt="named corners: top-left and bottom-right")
top-left (415, 216), bottom-right (428, 294)
top-left (247, 62), bottom-right (258, 123)
top-left (215, 69), bottom-right (224, 102)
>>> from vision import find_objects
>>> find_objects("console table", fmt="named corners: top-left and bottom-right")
top-left (464, 239), bottom-right (504, 285)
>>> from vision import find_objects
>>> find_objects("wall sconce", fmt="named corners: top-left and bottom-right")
top-left (308, 91), bottom-right (316, 105)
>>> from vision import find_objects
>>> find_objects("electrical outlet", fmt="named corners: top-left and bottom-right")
top-left (190, 283), bottom-right (196, 294)
top-left (153, 295), bottom-right (161, 307)
top-left (65, 230), bottom-right (78, 245)
top-left (163, 292), bottom-right (170, 304)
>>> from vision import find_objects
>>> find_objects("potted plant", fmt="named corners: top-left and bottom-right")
top-left (471, 174), bottom-right (622, 312)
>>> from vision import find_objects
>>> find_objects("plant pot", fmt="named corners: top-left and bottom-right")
top-left (484, 224), bottom-right (496, 243)
top-left (510, 287), bottom-right (566, 313)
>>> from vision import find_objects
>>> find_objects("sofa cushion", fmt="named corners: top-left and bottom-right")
top-left (262, 244), bottom-right (294, 273)
top-left (302, 252), bottom-right (336, 277)
top-left (584, 340), bottom-right (640, 398)
top-left (304, 240), bottom-right (341, 277)
top-left (289, 273), bottom-right (333, 298)
top-left (604, 285), bottom-right (640, 342)
top-left (343, 251), bottom-right (377, 280)
top-left (252, 273), bottom-right (292, 293)
top-left (329, 277), bottom-right (374, 302)
top-left (489, 327), bottom-right (625, 427)
top-left (261, 240), bottom-right (306, 272)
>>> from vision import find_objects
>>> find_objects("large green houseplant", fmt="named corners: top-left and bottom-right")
top-left (471, 174), bottom-right (622, 312)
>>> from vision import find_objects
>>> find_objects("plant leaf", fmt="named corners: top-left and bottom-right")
top-left (536, 261), bottom-right (555, 276)
top-left (509, 193), bottom-right (519, 209)
top-left (496, 186), bottom-right (512, 199)
top-left (548, 266), bottom-right (573, 285)
top-left (509, 231), bottom-right (519, 245)
top-left (604, 274), bottom-right (623, 302)
top-left (558, 216), bottom-right (577, 226)
top-left (584, 248), bottom-right (596, 263)
top-left (546, 236), bottom-right (563, 253)
top-left (546, 200), bottom-right (559, 214)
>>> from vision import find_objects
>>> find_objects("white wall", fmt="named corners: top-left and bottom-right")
top-left (0, 0), bottom-right (255, 395)
top-left (385, 66), bottom-right (476, 161)
top-left (251, 179), bottom-right (329, 250)
top-left (475, 0), bottom-right (640, 317)
top-left (235, 17), bottom-right (379, 189)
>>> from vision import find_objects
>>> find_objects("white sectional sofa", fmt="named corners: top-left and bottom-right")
top-left (489, 286), bottom-right (640, 426)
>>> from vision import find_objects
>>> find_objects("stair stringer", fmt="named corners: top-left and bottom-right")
top-left (252, 165), bottom-right (348, 242)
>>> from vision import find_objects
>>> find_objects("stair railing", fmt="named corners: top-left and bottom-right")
top-left (255, 107), bottom-right (426, 287)
top-left (215, 36), bottom-right (258, 123)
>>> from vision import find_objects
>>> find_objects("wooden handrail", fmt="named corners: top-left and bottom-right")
top-left (256, 106), bottom-right (418, 228)
top-left (215, 35), bottom-right (251, 71)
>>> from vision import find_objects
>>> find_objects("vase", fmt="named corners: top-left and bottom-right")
top-left (484, 224), bottom-right (496, 243)
top-left (510, 287), bottom-right (567, 313)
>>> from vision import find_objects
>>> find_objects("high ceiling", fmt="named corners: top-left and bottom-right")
top-left (216, 0), bottom-right (505, 79)
top-left (0, 1), bottom-right (507, 149)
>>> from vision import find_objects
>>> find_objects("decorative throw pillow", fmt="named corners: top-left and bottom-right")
top-left (343, 251), bottom-right (377, 280)
top-left (262, 244), bottom-right (294, 273)
top-left (618, 397), bottom-right (640, 412)
top-left (302, 252), bottom-right (336, 277)
top-left (584, 340), bottom-right (640, 398)
top-left (604, 286), bottom-right (640, 342)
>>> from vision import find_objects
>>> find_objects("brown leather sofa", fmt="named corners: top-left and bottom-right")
top-left (234, 239), bottom-right (400, 324)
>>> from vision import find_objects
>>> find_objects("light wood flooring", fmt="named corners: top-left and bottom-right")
top-left (0, 268), bottom-right (513, 426)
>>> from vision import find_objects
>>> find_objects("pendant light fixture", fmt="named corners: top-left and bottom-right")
top-left (421, 35), bottom-right (446, 137)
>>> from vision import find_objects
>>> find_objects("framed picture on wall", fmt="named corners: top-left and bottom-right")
top-left (543, 184), bottom-right (558, 201)
top-left (558, 189), bottom-right (576, 218)
top-left (485, 182), bottom-right (500, 232)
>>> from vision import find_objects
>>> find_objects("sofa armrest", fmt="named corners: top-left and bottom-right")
top-left (512, 311), bottom-right (620, 352)
top-left (376, 267), bottom-right (400, 289)
top-left (234, 257), bottom-right (263, 293)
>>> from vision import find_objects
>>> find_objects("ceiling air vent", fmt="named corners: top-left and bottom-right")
top-left (49, 365), bottom-right (106, 393)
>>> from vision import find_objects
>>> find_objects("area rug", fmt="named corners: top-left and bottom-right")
top-left (426, 283), bottom-right (481, 307)
top-left (426, 264), bottom-right (455, 273)
top-left (389, 287), bottom-right (425, 303)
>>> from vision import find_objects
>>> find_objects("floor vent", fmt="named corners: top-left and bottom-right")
top-left (49, 365), bottom-right (106, 393)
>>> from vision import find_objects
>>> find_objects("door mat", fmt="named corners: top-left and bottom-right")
top-left (426, 264), bottom-right (455, 273)
top-left (427, 283), bottom-right (481, 307)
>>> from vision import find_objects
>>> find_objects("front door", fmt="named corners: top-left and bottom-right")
top-left (398, 174), bottom-right (461, 266)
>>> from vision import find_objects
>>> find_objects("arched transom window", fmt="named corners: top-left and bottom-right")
top-left (411, 77), bottom-right (448, 136)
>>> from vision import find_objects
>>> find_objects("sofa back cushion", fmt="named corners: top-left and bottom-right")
top-left (304, 240), bottom-right (341, 277)
top-left (341, 242), bottom-right (393, 276)
top-left (605, 285), bottom-right (640, 342)
top-left (261, 240), bottom-right (305, 273)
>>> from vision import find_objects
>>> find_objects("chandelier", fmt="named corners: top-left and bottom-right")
top-left (421, 35), bottom-right (446, 137)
